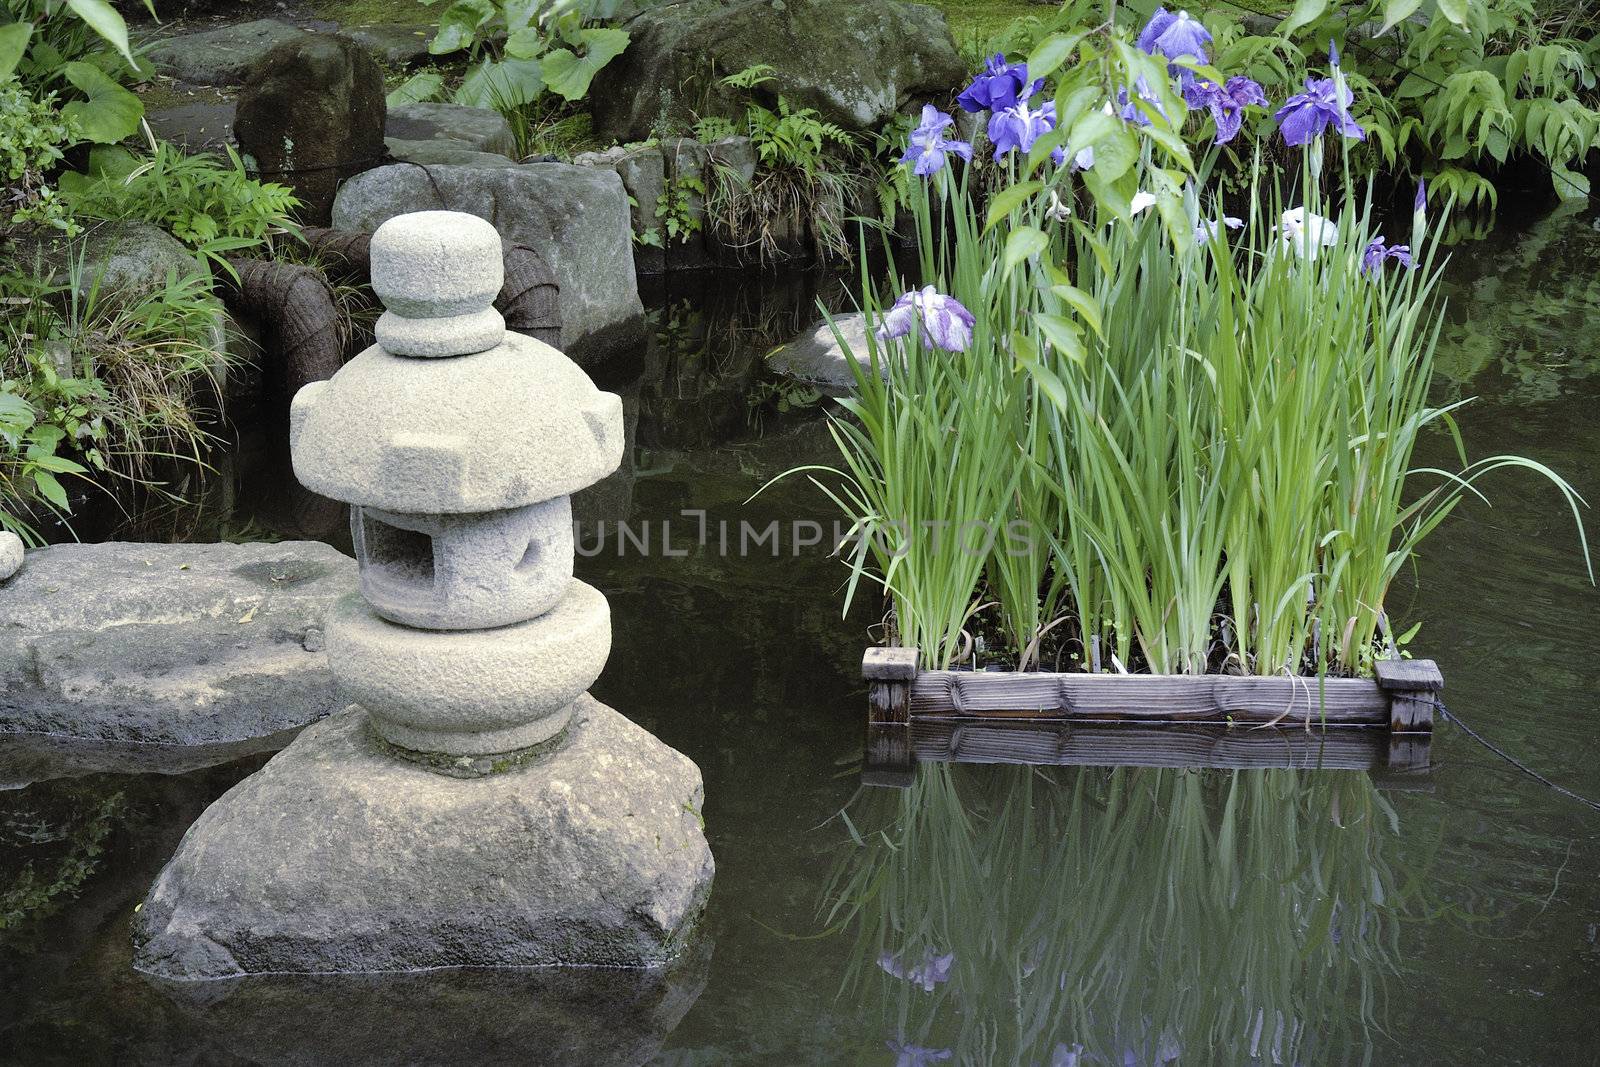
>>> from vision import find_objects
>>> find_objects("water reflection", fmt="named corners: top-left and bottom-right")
top-left (827, 764), bottom-right (1437, 1066)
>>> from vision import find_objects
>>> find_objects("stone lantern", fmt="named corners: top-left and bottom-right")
top-left (133, 211), bottom-right (713, 979)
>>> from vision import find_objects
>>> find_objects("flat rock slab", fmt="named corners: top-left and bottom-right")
top-left (142, 100), bottom-right (236, 152)
top-left (0, 728), bottom-right (301, 792)
top-left (144, 19), bottom-right (312, 86)
top-left (0, 541), bottom-right (354, 745)
top-left (384, 137), bottom-right (516, 168)
top-left (768, 312), bottom-right (886, 392)
top-left (340, 23), bottom-right (436, 66)
top-left (385, 102), bottom-right (517, 157)
top-left (134, 696), bottom-right (714, 978)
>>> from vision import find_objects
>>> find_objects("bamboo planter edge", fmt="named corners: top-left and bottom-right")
top-left (862, 646), bottom-right (1441, 787)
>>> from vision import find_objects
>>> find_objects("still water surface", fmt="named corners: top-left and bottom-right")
top-left (1, 211), bottom-right (1597, 1065)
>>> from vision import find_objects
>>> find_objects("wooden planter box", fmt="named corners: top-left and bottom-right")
top-left (862, 647), bottom-right (1441, 787)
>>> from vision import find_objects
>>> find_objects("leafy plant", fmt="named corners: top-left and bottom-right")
top-left (389, 0), bottom-right (629, 109)
top-left (655, 172), bottom-right (705, 244)
top-left (59, 143), bottom-right (300, 275)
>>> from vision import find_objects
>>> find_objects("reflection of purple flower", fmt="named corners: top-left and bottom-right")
top-left (877, 946), bottom-right (957, 990)
top-left (1136, 7), bottom-right (1212, 63)
top-left (900, 105), bottom-right (973, 177)
top-left (1051, 1043), bottom-right (1086, 1067)
top-left (988, 98), bottom-right (1057, 160)
top-left (957, 53), bottom-right (1043, 113)
top-left (1274, 76), bottom-right (1365, 146)
top-left (1183, 75), bottom-right (1268, 144)
top-left (1361, 235), bottom-right (1415, 275)
top-left (887, 1040), bottom-right (954, 1067)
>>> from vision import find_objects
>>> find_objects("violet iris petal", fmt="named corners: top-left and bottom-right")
top-left (900, 104), bottom-right (973, 177)
top-left (988, 99), bottom-right (1058, 160)
top-left (1186, 75), bottom-right (1268, 144)
top-left (1274, 77), bottom-right (1365, 146)
top-left (1136, 7), bottom-right (1212, 63)
top-left (1117, 76), bottom-right (1166, 127)
top-left (875, 288), bottom-right (975, 352)
top-left (1361, 235), bottom-right (1416, 275)
top-left (957, 53), bottom-right (1043, 113)
top-left (1414, 177), bottom-right (1427, 212)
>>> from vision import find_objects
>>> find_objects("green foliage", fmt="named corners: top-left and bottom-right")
top-left (0, 789), bottom-right (123, 934)
top-left (1189, 0), bottom-right (1600, 199)
top-left (0, 259), bottom-right (231, 541)
top-left (655, 172), bottom-right (705, 244)
top-left (0, 76), bottom-right (74, 232)
top-left (3, 0), bottom-right (146, 148)
top-left (59, 144), bottom-right (300, 275)
top-left (745, 96), bottom-right (857, 178)
top-left (390, 0), bottom-right (628, 109)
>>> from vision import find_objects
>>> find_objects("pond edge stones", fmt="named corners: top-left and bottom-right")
top-left (133, 210), bottom-right (713, 978)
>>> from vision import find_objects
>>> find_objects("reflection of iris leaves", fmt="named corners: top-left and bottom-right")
top-left (824, 766), bottom-right (1433, 1065)
top-left (0, 792), bottom-right (122, 935)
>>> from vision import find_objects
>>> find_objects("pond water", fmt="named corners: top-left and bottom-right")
top-left (2, 209), bottom-right (1598, 1065)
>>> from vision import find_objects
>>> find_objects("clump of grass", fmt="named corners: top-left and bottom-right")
top-left (0, 253), bottom-right (233, 539)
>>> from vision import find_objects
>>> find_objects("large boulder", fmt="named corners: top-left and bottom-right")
top-left (332, 163), bottom-right (645, 363)
top-left (767, 311), bottom-right (886, 393)
top-left (133, 696), bottom-right (714, 977)
top-left (235, 33), bottom-right (387, 226)
top-left (8, 220), bottom-right (201, 300)
top-left (0, 541), bottom-right (354, 745)
top-left (591, 0), bottom-right (965, 142)
top-left (143, 19), bottom-right (310, 86)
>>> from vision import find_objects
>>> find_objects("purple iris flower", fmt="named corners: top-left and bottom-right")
top-left (900, 105), bottom-right (973, 177)
top-left (1274, 76), bottom-right (1365, 146)
top-left (988, 98), bottom-right (1059, 161)
top-left (1136, 7), bottom-right (1212, 64)
top-left (1329, 39), bottom-right (1341, 67)
top-left (957, 53), bottom-right (1043, 113)
top-left (887, 1040), bottom-right (954, 1067)
top-left (1116, 76), bottom-right (1166, 128)
top-left (1183, 75), bottom-right (1268, 144)
top-left (1414, 177), bottom-right (1427, 212)
top-left (1361, 235), bottom-right (1415, 275)
top-left (877, 946), bottom-right (958, 990)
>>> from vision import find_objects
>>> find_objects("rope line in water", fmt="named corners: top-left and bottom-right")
top-left (1437, 700), bottom-right (1600, 814)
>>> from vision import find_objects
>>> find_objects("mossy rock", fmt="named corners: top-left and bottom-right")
top-left (591, 0), bottom-right (965, 142)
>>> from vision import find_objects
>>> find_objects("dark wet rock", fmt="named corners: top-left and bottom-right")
top-left (385, 101), bottom-right (517, 157)
top-left (144, 19), bottom-right (310, 86)
top-left (0, 541), bottom-right (354, 745)
top-left (235, 33), bottom-right (386, 226)
top-left (768, 311), bottom-right (884, 392)
top-left (332, 163), bottom-right (645, 364)
top-left (339, 22), bottom-right (436, 66)
top-left (384, 137), bottom-right (517, 167)
top-left (592, 0), bottom-right (965, 142)
top-left (134, 697), bottom-right (714, 978)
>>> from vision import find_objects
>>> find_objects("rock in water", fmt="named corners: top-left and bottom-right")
top-left (133, 697), bottom-right (713, 978)
top-left (0, 541), bottom-right (354, 744)
top-left (592, 0), bottom-right (965, 142)
top-left (768, 311), bottom-right (887, 393)
top-left (235, 34), bottom-right (386, 226)
top-left (0, 530), bottom-right (21, 581)
top-left (332, 165), bottom-right (645, 364)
